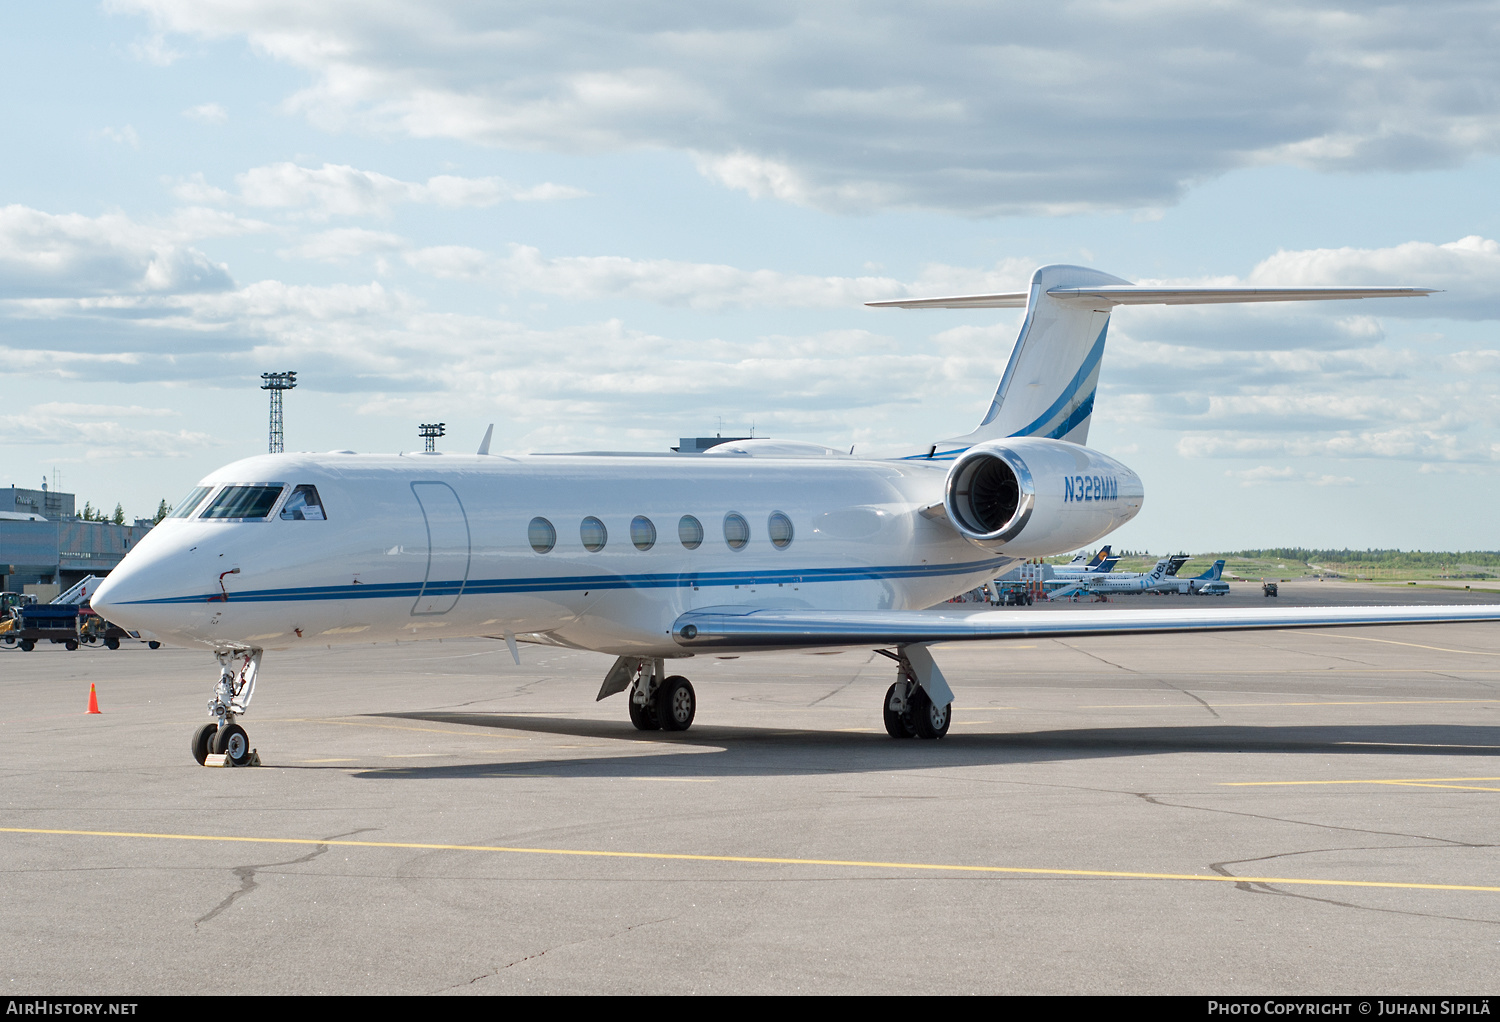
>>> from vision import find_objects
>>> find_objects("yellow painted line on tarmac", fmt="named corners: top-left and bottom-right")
top-left (3, 826), bottom-right (1498, 894)
top-left (1224, 777), bottom-right (1500, 791)
top-left (1303, 633), bottom-right (1500, 657)
top-left (1081, 698), bottom-right (1500, 709)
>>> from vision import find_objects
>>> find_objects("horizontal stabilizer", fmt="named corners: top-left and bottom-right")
top-left (673, 604), bottom-right (1500, 652)
top-left (868, 286), bottom-right (1436, 310)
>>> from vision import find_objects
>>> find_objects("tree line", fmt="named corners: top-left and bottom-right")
top-left (76, 499), bottom-right (174, 525)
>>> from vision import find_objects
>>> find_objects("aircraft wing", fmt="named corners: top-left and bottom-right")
top-left (672, 604), bottom-right (1500, 651)
top-left (866, 286), bottom-right (1436, 310)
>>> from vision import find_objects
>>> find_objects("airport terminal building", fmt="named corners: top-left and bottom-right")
top-left (1, 486), bottom-right (153, 600)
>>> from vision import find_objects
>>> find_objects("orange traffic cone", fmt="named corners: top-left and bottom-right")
top-left (86, 683), bottom-right (101, 714)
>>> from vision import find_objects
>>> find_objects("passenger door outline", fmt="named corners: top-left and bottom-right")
top-left (410, 481), bottom-right (471, 616)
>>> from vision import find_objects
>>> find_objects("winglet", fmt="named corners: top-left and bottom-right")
top-left (477, 424), bottom-right (494, 456)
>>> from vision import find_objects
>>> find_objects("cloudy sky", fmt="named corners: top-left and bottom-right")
top-left (3, 1), bottom-right (1498, 551)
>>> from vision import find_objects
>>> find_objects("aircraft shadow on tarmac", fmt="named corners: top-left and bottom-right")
top-left (347, 711), bottom-right (1500, 780)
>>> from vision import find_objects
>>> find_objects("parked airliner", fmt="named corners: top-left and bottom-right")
top-left (1049, 557), bottom-right (1173, 599)
top-left (90, 264), bottom-right (1499, 766)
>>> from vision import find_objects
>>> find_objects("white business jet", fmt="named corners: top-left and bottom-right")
top-left (90, 264), bottom-right (1499, 767)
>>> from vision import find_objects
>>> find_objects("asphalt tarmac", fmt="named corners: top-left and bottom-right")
top-left (2, 580), bottom-right (1499, 994)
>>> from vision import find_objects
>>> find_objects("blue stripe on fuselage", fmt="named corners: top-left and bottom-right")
top-left (121, 557), bottom-right (1010, 606)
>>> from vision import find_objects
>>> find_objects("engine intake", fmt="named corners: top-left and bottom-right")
top-left (945, 447), bottom-right (1033, 542)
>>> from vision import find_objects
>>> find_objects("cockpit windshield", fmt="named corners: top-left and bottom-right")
top-left (199, 484), bottom-right (285, 520)
top-left (165, 486), bottom-right (214, 520)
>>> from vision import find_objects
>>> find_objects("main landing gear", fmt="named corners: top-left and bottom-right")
top-left (879, 649), bottom-right (951, 740)
top-left (192, 648), bottom-right (262, 767)
top-left (598, 656), bottom-right (697, 732)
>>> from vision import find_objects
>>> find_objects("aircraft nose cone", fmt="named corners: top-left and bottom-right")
top-left (89, 570), bottom-right (130, 622)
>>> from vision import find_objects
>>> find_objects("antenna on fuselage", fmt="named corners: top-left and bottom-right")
top-left (419, 422), bottom-right (446, 453)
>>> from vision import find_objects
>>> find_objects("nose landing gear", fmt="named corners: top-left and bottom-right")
top-left (194, 649), bottom-right (262, 767)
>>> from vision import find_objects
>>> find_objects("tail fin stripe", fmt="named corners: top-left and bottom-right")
top-left (1006, 321), bottom-right (1108, 439)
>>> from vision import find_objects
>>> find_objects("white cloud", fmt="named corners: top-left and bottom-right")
top-left (0, 205), bottom-right (233, 297)
top-left (233, 162), bottom-right (585, 218)
top-left (0, 413), bottom-right (216, 457)
top-left (1225, 466), bottom-right (1357, 487)
top-left (404, 243), bottom-right (1031, 310)
top-left (1181, 429), bottom-right (1490, 464)
top-left (31, 402), bottom-right (178, 418)
top-left (108, 1), bottom-right (1500, 214)
top-left (282, 228), bottom-right (406, 263)
top-left (127, 32), bottom-right (181, 66)
top-left (99, 125), bottom-right (141, 149)
top-left (1246, 236), bottom-right (1500, 320)
top-left (182, 102), bottom-right (228, 123)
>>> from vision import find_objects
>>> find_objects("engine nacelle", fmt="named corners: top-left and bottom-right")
top-left (942, 438), bottom-right (1144, 557)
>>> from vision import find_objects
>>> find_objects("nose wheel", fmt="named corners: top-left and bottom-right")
top-left (194, 648), bottom-right (263, 766)
top-left (191, 722), bottom-right (218, 765)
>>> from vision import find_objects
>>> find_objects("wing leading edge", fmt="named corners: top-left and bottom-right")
top-left (672, 604), bottom-right (1500, 651)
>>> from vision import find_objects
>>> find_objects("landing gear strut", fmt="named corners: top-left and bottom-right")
top-left (623, 658), bottom-right (696, 733)
top-left (879, 648), bottom-right (951, 740)
top-left (194, 648), bottom-right (262, 766)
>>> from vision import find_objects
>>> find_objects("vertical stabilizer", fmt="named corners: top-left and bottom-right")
top-left (871, 266), bottom-right (1436, 461)
top-left (930, 264), bottom-right (1130, 457)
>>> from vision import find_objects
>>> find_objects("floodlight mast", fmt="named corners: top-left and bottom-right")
top-left (419, 422), bottom-right (446, 453)
top-left (260, 371), bottom-right (297, 454)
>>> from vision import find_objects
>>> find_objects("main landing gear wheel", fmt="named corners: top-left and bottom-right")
top-left (909, 687), bottom-right (951, 740)
top-left (628, 692), bottom-right (660, 731)
top-left (883, 683), bottom-right (915, 739)
top-left (212, 722), bottom-right (254, 766)
top-left (655, 676), bottom-right (696, 732)
top-left (191, 722), bottom-right (218, 765)
top-left (105, 637), bottom-right (120, 650)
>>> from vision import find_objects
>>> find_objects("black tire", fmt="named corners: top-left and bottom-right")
top-left (148, 641), bottom-right (161, 649)
top-left (212, 723), bottom-right (253, 766)
top-left (627, 689), bottom-right (659, 731)
top-left (64, 639), bottom-right (78, 651)
top-left (192, 722), bottom-right (219, 765)
top-left (105, 637), bottom-right (120, 650)
top-left (883, 683), bottom-right (915, 738)
top-left (655, 676), bottom-right (696, 732)
top-left (20, 640), bottom-right (34, 652)
top-left (909, 687), bottom-right (952, 740)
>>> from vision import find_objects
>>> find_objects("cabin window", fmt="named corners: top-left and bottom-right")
top-left (631, 516), bottom-right (657, 551)
top-left (279, 485), bottom-right (326, 521)
top-left (199, 484), bottom-right (285, 520)
top-left (768, 511), bottom-right (794, 549)
top-left (165, 486), bottom-right (213, 520)
top-left (580, 516), bottom-right (608, 552)
top-left (723, 512), bottom-right (750, 550)
top-left (528, 517), bottom-right (556, 554)
top-left (678, 515), bottom-right (703, 550)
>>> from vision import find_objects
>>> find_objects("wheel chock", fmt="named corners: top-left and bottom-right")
top-left (202, 749), bottom-right (260, 768)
